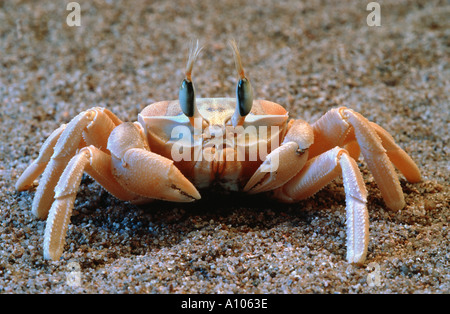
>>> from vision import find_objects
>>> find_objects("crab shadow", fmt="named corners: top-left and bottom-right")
top-left (69, 182), bottom-right (335, 256)
top-left (44, 174), bottom-right (428, 261)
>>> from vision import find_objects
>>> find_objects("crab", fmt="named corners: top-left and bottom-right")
top-left (16, 41), bottom-right (421, 265)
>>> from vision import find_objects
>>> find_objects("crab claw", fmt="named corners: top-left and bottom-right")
top-left (244, 119), bottom-right (313, 194)
top-left (244, 142), bottom-right (309, 193)
top-left (108, 123), bottom-right (200, 202)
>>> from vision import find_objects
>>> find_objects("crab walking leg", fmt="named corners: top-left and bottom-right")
top-left (342, 108), bottom-right (405, 210)
top-left (31, 109), bottom-right (94, 220)
top-left (342, 129), bottom-right (361, 160)
top-left (16, 124), bottom-right (67, 191)
top-left (309, 107), bottom-right (416, 210)
top-left (43, 146), bottom-right (141, 260)
top-left (273, 147), bottom-right (369, 265)
top-left (340, 123), bottom-right (421, 184)
top-left (28, 107), bottom-right (121, 219)
top-left (369, 122), bottom-right (421, 183)
top-left (308, 108), bottom-right (350, 158)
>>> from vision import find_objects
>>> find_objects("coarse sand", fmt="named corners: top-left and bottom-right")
top-left (0, 0), bottom-right (448, 293)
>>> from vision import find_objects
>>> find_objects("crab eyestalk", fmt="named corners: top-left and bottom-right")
top-left (229, 40), bottom-right (253, 127)
top-left (179, 40), bottom-right (203, 126)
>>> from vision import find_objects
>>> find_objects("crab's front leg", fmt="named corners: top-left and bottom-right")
top-left (44, 145), bottom-right (142, 260)
top-left (272, 147), bottom-right (369, 265)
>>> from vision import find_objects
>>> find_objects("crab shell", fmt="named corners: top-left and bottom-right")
top-left (137, 98), bottom-right (312, 191)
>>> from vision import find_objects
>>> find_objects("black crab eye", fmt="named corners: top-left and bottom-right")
top-left (179, 40), bottom-right (203, 119)
top-left (179, 79), bottom-right (195, 117)
top-left (229, 39), bottom-right (254, 126)
top-left (236, 77), bottom-right (253, 116)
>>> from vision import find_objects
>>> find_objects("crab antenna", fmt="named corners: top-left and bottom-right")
top-left (229, 39), bottom-right (253, 127)
top-left (185, 40), bottom-right (203, 81)
top-left (179, 40), bottom-right (203, 126)
top-left (229, 39), bottom-right (246, 79)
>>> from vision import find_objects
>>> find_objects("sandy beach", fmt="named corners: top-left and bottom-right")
top-left (0, 0), bottom-right (448, 293)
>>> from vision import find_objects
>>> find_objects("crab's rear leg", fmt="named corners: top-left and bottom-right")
top-left (16, 107), bottom-right (121, 219)
top-left (309, 107), bottom-right (421, 211)
top-left (339, 122), bottom-right (421, 184)
top-left (368, 122), bottom-right (421, 183)
top-left (16, 124), bottom-right (67, 191)
top-left (273, 147), bottom-right (369, 265)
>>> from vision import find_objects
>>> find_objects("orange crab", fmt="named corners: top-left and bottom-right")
top-left (16, 41), bottom-right (421, 264)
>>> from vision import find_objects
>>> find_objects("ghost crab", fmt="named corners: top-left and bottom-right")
top-left (16, 41), bottom-right (421, 264)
